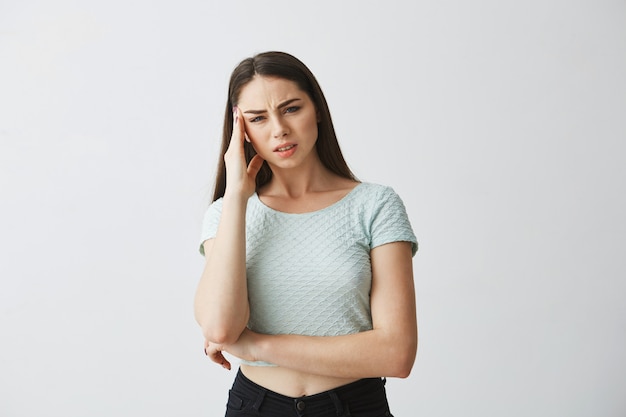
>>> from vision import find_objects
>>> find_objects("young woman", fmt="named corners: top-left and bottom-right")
top-left (195, 51), bottom-right (418, 417)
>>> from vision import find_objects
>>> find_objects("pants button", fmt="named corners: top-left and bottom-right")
top-left (296, 400), bottom-right (306, 411)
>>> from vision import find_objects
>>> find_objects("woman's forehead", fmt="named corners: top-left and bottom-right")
top-left (238, 76), bottom-right (306, 107)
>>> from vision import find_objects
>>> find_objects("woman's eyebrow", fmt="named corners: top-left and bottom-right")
top-left (243, 98), bottom-right (302, 115)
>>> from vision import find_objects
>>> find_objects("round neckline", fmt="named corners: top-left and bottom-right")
top-left (252, 182), bottom-right (364, 215)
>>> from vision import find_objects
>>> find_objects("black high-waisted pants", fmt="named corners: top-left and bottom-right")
top-left (224, 368), bottom-right (394, 417)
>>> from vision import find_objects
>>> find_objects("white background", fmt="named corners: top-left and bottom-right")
top-left (1, 1), bottom-right (625, 416)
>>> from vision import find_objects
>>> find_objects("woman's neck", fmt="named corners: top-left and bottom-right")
top-left (262, 156), bottom-right (345, 199)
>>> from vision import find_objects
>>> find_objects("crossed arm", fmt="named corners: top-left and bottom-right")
top-left (200, 240), bottom-right (418, 379)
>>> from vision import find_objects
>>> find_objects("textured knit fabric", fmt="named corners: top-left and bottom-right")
top-left (199, 182), bottom-right (417, 366)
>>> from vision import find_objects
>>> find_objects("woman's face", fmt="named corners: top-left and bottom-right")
top-left (237, 76), bottom-right (319, 171)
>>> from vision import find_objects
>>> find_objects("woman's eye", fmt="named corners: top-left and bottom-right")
top-left (250, 116), bottom-right (265, 123)
top-left (285, 106), bottom-right (300, 114)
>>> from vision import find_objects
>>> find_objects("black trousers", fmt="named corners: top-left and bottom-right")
top-left (224, 368), bottom-right (394, 417)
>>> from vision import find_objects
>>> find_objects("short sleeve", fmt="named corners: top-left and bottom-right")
top-left (369, 187), bottom-right (418, 256)
top-left (198, 198), bottom-right (224, 256)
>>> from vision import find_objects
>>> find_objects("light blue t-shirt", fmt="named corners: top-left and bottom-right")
top-left (199, 182), bottom-right (417, 366)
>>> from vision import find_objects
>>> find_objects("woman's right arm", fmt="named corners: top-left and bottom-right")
top-left (194, 107), bottom-right (264, 345)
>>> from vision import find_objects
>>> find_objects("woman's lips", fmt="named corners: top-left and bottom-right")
top-left (274, 143), bottom-right (297, 158)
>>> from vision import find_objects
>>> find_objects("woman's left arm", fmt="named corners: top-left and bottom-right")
top-left (209, 241), bottom-right (417, 379)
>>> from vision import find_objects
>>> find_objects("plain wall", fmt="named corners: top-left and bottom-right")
top-left (1, 1), bottom-right (625, 416)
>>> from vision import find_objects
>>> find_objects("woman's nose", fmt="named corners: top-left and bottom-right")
top-left (271, 116), bottom-right (289, 138)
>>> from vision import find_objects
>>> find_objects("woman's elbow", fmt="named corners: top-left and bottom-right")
top-left (389, 338), bottom-right (417, 378)
top-left (194, 308), bottom-right (248, 345)
top-left (202, 326), bottom-right (241, 345)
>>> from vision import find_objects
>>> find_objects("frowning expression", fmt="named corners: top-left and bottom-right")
top-left (238, 76), bottom-right (320, 170)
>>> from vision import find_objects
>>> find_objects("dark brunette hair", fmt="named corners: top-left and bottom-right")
top-left (211, 51), bottom-right (356, 201)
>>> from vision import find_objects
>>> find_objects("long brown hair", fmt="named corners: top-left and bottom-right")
top-left (211, 51), bottom-right (357, 201)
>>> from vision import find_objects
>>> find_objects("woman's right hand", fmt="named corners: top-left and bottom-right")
top-left (223, 106), bottom-right (265, 199)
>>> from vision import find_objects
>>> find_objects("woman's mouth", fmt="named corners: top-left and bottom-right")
top-left (274, 143), bottom-right (297, 158)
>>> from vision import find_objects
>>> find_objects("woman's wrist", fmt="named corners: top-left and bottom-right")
top-left (222, 190), bottom-right (251, 205)
top-left (253, 332), bottom-right (271, 363)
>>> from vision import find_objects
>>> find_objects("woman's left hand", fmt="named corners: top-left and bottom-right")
top-left (204, 339), bottom-right (231, 370)
top-left (204, 328), bottom-right (261, 369)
